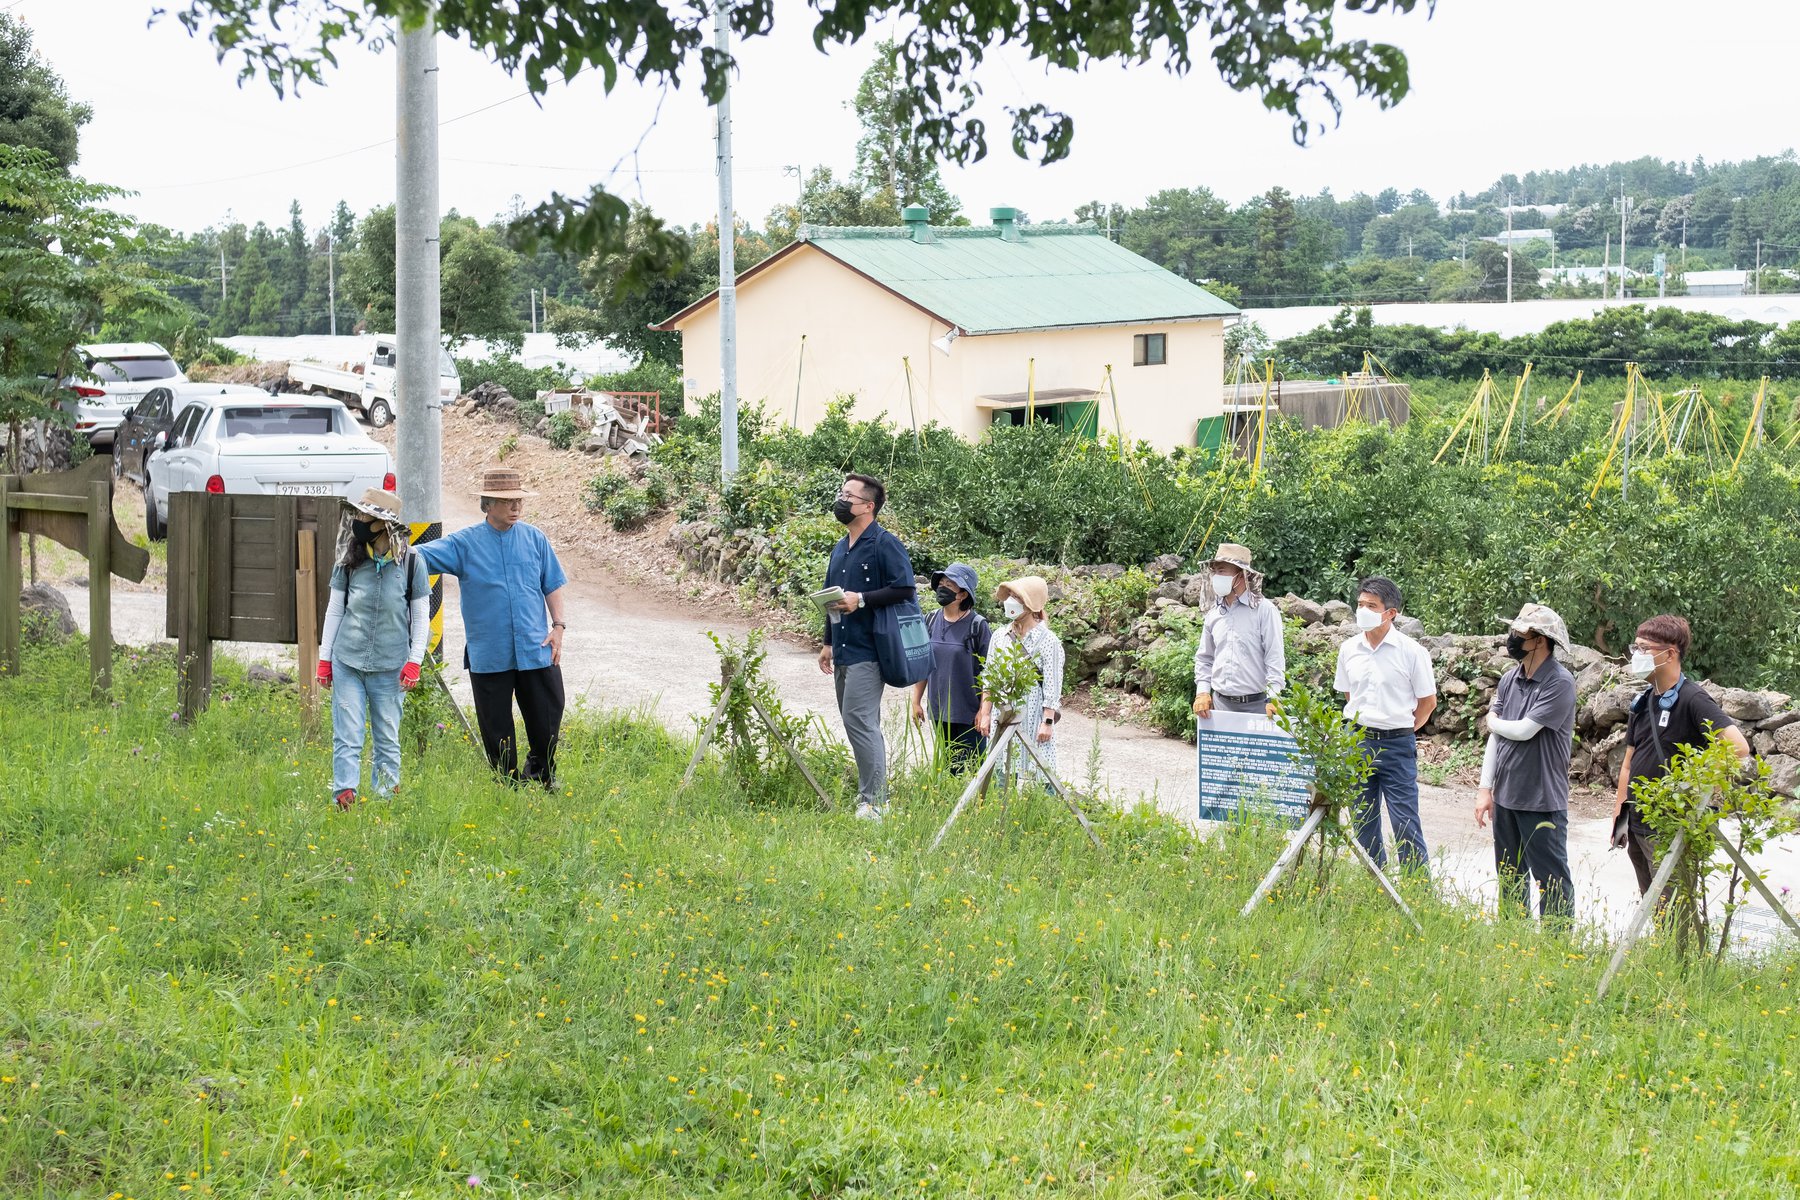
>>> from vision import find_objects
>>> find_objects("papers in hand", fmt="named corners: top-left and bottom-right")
top-left (808, 586), bottom-right (845, 624)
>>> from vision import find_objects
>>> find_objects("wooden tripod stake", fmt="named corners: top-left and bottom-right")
top-left (1598, 821), bottom-right (1800, 1001)
top-left (679, 664), bottom-right (836, 811)
top-left (1239, 796), bottom-right (1423, 933)
top-left (929, 716), bottom-right (1103, 852)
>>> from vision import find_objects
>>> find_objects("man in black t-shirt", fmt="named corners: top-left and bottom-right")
top-left (1612, 614), bottom-right (1752, 896)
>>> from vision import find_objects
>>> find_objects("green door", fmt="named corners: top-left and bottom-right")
top-left (1194, 415), bottom-right (1227, 456)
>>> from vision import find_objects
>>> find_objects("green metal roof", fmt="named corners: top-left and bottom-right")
top-left (804, 224), bottom-right (1238, 334)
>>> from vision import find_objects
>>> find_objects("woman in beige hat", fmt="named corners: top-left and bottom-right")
top-left (975, 575), bottom-right (1065, 785)
top-left (317, 487), bottom-right (430, 810)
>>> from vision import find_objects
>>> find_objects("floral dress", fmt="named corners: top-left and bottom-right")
top-left (990, 621), bottom-right (1066, 787)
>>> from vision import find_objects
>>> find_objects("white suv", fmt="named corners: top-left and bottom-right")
top-left (64, 342), bottom-right (187, 449)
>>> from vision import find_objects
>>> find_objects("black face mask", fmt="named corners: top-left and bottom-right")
top-left (1505, 633), bottom-right (1531, 661)
top-left (351, 521), bottom-right (380, 546)
top-left (832, 499), bottom-right (856, 524)
top-left (935, 587), bottom-right (958, 607)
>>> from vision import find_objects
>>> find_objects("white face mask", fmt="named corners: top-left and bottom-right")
top-left (1002, 597), bottom-right (1026, 621)
top-left (1629, 649), bottom-right (1657, 676)
top-left (1210, 573), bottom-right (1236, 598)
top-left (1354, 606), bottom-right (1385, 632)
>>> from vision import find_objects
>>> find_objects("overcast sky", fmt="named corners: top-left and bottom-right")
top-left (11, 0), bottom-right (1799, 236)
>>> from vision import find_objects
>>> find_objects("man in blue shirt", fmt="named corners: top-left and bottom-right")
top-left (418, 469), bottom-right (569, 789)
top-left (816, 472), bottom-right (916, 820)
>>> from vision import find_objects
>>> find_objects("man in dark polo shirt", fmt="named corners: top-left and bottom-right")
top-left (816, 472), bottom-right (917, 821)
top-left (1612, 614), bottom-right (1752, 896)
top-left (1475, 604), bottom-right (1578, 922)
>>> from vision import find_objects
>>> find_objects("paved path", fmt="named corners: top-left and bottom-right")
top-left (64, 491), bottom-right (1800, 943)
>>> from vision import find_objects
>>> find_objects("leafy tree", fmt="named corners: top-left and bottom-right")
top-left (547, 204), bottom-right (776, 367)
top-left (766, 167), bottom-right (900, 244)
top-left (164, 0), bottom-right (1429, 279)
top-left (0, 147), bottom-right (172, 468)
top-left (344, 205), bottom-right (397, 332)
top-left (0, 14), bottom-right (92, 173)
top-left (439, 216), bottom-right (525, 348)
top-left (851, 39), bottom-right (960, 222)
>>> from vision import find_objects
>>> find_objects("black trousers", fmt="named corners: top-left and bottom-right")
top-left (1493, 804), bottom-right (1574, 921)
top-left (468, 664), bottom-right (565, 788)
top-left (933, 721), bottom-right (985, 775)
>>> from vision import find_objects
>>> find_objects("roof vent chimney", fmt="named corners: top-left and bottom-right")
top-left (902, 205), bottom-right (934, 244)
top-left (990, 206), bottom-right (1022, 243)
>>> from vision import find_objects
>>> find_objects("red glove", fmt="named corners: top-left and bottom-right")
top-left (316, 660), bottom-right (333, 688)
top-left (399, 662), bottom-right (421, 690)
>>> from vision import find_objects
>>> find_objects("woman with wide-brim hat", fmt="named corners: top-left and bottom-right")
top-left (975, 575), bottom-right (1065, 786)
top-left (317, 487), bottom-right (431, 810)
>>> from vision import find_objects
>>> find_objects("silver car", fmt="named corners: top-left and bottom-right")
top-left (64, 342), bottom-right (187, 449)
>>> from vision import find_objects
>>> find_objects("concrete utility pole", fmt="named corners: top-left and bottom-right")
top-left (715, 0), bottom-right (739, 485)
top-left (396, 11), bottom-right (444, 655)
top-left (1619, 189), bottom-right (1630, 300)
top-left (1505, 193), bottom-right (1513, 305)
top-left (327, 230), bottom-right (337, 337)
top-left (1755, 238), bottom-right (1762, 296)
top-left (220, 246), bottom-right (228, 303)
top-left (1603, 231), bottom-right (1611, 301)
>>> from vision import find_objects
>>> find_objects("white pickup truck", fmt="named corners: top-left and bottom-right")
top-left (286, 337), bottom-right (462, 428)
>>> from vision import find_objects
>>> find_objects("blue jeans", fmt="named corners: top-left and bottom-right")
top-left (1353, 731), bottom-right (1428, 871)
top-left (332, 664), bottom-right (403, 797)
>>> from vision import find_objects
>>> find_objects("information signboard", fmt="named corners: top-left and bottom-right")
top-left (1195, 709), bottom-right (1313, 825)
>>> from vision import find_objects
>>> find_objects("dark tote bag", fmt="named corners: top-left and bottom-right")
top-left (873, 600), bottom-right (933, 687)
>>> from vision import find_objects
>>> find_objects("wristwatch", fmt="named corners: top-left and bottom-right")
top-left (551, 621), bottom-right (567, 629)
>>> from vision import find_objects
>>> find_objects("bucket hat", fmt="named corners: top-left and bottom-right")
top-left (347, 487), bottom-right (403, 523)
top-left (995, 575), bottom-right (1049, 615)
top-left (930, 562), bottom-right (979, 600)
top-left (1500, 602), bottom-right (1571, 654)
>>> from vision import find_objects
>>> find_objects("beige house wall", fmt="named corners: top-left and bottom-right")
top-left (673, 244), bottom-right (1228, 451)
top-left (957, 321), bottom-right (1226, 450)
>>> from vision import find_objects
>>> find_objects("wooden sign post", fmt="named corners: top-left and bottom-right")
top-left (166, 492), bottom-right (336, 724)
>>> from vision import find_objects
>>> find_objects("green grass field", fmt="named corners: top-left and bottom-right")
top-left (1, 640), bottom-right (1796, 1198)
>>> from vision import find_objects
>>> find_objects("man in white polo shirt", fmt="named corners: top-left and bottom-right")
top-left (1334, 575), bottom-right (1438, 871)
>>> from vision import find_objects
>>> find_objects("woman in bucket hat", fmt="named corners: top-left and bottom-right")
top-left (317, 487), bottom-right (430, 810)
top-left (910, 562), bottom-right (992, 773)
top-left (975, 575), bottom-right (1065, 786)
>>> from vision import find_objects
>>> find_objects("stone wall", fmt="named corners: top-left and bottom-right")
top-left (664, 526), bottom-right (1800, 796)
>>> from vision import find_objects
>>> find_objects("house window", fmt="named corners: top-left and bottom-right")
top-left (1134, 333), bottom-right (1167, 366)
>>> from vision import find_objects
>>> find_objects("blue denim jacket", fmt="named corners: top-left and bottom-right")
top-left (329, 552), bottom-right (427, 672)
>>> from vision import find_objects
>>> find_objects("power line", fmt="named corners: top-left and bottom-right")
top-left (134, 81), bottom-right (557, 191)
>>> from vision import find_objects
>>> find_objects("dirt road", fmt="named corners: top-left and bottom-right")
top-left (65, 482), bottom-right (1800, 938)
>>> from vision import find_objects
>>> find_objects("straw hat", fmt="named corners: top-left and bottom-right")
top-left (347, 487), bottom-right (403, 523)
top-left (995, 575), bottom-right (1049, 614)
top-left (1500, 602), bottom-right (1571, 654)
top-left (474, 468), bottom-right (535, 499)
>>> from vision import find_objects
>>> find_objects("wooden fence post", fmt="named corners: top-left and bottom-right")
top-left (87, 480), bottom-right (111, 698)
top-left (296, 529), bottom-right (319, 735)
top-left (173, 493), bottom-right (213, 723)
top-left (0, 477), bottom-right (18, 677)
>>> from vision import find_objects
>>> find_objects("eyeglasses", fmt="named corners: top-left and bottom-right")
top-left (835, 491), bottom-right (869, 505)
top-left (1628, 642), bottom-right (1668, 655)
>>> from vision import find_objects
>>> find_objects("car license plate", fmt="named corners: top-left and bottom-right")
top-left (278, 483), bottom-right (334, 496)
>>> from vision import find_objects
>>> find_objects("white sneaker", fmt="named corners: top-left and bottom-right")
top-left (854, 802), bottom-right (884, 822)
